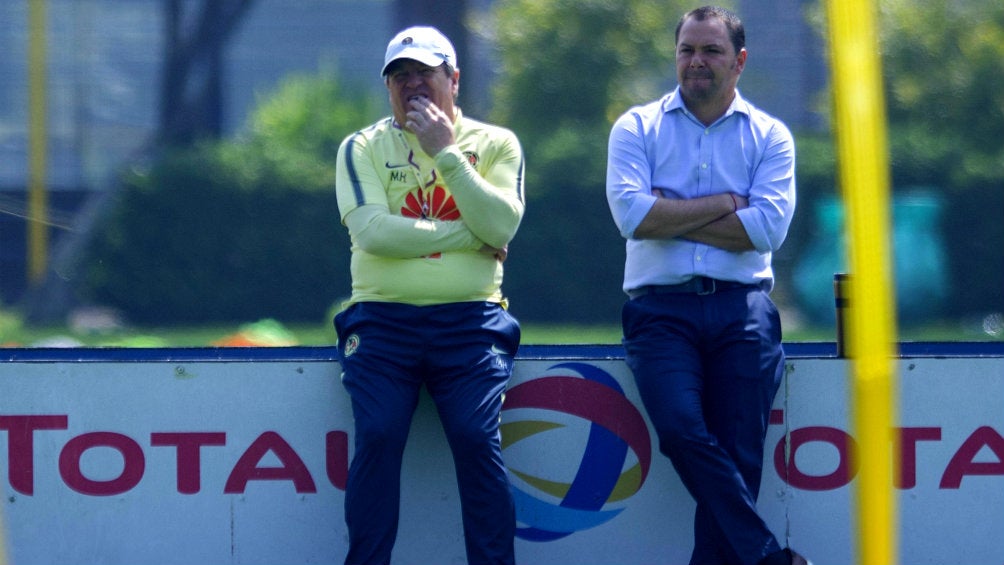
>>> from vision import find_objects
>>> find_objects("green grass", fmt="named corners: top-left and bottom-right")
top-left (1, 321), bottom-right (627, 348)
top-left (521, 324), bottom-right (623, 344)
top-left (1, 314), bottom-right (999, 348)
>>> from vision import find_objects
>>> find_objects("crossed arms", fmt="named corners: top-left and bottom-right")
top-left (633, 190), bottom-right (753, 252)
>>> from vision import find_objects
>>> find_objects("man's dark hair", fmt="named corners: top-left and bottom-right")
top-left (675, 6), bottom-right (746, 54)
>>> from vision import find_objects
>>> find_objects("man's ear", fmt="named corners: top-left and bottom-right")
top-left (735, 48), bottom-right (748, 73)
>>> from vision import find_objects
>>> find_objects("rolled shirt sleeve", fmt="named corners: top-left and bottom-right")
top-left (734, 116), bottom-right (797, 254)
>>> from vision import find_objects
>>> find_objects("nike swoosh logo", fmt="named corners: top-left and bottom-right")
top-left (385, 162), bottom-right (409, 169)
top-left (490, 344), bottom-right (510, 356)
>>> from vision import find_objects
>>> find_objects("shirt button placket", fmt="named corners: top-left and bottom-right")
top-left (698, 127), bottom-right (713, 193)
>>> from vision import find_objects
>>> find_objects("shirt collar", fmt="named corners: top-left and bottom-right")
top-left (662, 87), bottom-right (750, 125)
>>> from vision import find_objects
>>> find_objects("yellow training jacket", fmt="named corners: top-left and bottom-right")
top-left (335, 109), bottom-right (525, 306)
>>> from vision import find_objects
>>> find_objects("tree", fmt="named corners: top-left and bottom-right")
top-left (160, 0), bottom-right (257, 146)
top-left (488, 0), bottom-right (718, 322)
top-left (805, 0), bottom-right (1004, 189)
top-left (83, 73), bottom-right (381, 324)
top-left (879, 0), bottom-right (1004, 188)
top-left (493, 0), bottom-right (699, 147)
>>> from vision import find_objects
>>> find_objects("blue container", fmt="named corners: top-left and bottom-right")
top-left (792, 189), bottom-right (948, 326)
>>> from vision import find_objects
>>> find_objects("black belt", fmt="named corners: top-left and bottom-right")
top-left (627, 277), bottom-right (758, 299)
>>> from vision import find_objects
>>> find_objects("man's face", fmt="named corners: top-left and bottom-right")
top-left (385, 59), bottom-right (459, 129)
top-left (675, 16), bottom-right (746, 106)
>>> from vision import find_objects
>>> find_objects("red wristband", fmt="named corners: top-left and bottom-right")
top-left (729, 193), bottom-right (738, 212)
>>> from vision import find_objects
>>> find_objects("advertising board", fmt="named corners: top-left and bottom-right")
top-left (1, 344), bottom-right (1002, 564)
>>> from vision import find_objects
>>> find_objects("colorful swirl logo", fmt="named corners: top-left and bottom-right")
top-left (501, 362), bottom-right (652, 541)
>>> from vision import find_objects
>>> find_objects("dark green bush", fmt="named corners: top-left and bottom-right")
top-left (82, 73), bottom-right (378, 324)
top-left (83, 146), bottom-right (351, 323)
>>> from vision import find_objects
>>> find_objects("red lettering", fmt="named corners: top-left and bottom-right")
top-left (775, 426), bottom-right (858, 491)
top-left (59, 432), bottom-right (145, 495)
top-left (939, 426), bottom-right (1004, 488)
top-left (769, 409), bottom-right (784, 425)
top-left (1, 417), bottom-right (351, 496)
top-left (151, 432), bottom-right (227, 494)
top-left (326, 431), bottom-right (348, 490)
top-left (897, 427), bottom-right (941, 489)
top-left (0, 415), bottom-right (69, 495)
top-left (224, 432), bottom-right (316, 493)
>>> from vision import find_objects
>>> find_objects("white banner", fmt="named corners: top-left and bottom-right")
top-left (0, 347), bottom-right (1002, 564)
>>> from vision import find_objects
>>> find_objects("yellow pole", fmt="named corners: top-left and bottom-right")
top-left (824, 1), bottom-right (900, 564)
top-left (28, 0), bottom-right (50, 285)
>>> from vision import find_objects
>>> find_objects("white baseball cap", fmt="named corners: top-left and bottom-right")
top-left (381, 26), bottom-right (457, 76)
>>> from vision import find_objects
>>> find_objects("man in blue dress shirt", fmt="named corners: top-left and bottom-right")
top-left (605, 6), bottom-right (810, 565)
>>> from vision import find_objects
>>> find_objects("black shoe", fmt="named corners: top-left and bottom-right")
top-left (786, 548), bottom-right (813, 565)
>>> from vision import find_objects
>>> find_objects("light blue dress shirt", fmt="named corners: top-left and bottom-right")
top-left (606, 87), bottom-right (796, 294)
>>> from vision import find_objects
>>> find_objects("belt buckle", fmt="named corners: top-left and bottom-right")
top-left (696, 277), bottom-right (716, 295)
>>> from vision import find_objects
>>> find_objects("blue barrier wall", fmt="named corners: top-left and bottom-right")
top-left (2, 342), bottom-right (1002, 565)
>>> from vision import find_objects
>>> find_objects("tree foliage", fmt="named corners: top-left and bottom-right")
top-left (879, 0), bottom-right (1004, 187)
top-left (492, 0), bottom-right (703, 141)
top-left (237, 73), bottom-right (383, 190)
top-left (807, 0), bottom-right (1004, 189)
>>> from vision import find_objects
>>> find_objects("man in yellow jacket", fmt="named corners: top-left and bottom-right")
top-left (334, 25), bottom-right (525, 565)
